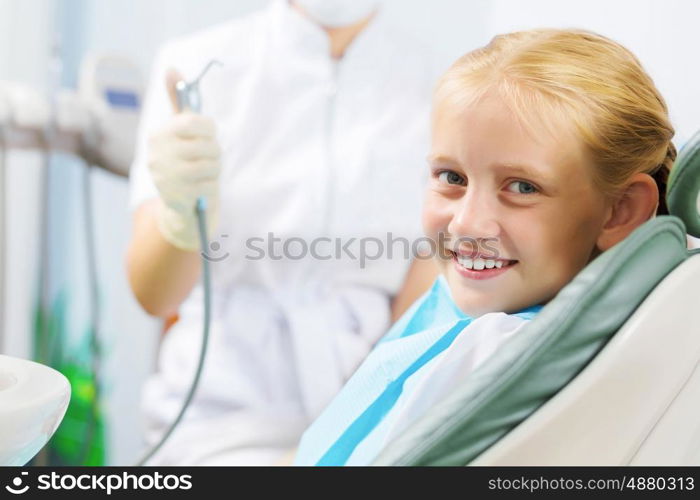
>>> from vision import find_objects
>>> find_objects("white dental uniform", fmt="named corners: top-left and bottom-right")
top-left (129, 0), bottom-right (437, 465)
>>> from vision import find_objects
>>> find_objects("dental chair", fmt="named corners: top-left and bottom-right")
top-left (374, 131), bottom-right (700, 466)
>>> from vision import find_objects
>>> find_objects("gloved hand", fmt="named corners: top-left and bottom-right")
top-left (148, 69), bottom-right (222, 251)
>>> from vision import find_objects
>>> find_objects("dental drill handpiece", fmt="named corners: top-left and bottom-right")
top-left (174, 59), bottom-right (223, 211)
top-left (135, 60), bottom-right (221, 466)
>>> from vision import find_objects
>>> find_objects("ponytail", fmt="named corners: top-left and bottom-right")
top-left (651, 142), bottom-right (676, 216)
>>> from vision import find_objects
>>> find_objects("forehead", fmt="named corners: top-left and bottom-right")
top-left (431, 91), bottom-right (591, 182)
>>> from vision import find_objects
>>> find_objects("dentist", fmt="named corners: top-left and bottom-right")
top-left (127, 0), bottom-right (438, 465)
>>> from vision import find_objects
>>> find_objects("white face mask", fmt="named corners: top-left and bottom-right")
top-left (293, 0), bottom-right (380, 28)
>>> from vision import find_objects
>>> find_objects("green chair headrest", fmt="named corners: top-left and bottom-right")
top-left (668, 129), bottom-right (700, 237)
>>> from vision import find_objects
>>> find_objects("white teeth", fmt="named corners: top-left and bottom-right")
top-left (458, 256), bottom-right (473, 269)
top-left (456, 252), bottom-right (513, 271)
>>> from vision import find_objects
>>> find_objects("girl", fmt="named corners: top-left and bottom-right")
top-left (294, 28), bottom-right (675, 466)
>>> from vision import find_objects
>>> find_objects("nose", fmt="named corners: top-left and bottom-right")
top-left (447, 186), bottom-right (501, 241)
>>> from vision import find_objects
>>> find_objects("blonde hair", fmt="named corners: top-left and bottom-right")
top-left (435, 29), bottom-right (675, 215)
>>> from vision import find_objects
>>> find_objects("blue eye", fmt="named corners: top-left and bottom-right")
top-left (506, 180), bottom-right (538, 194)
top-left (438, 171), bottom-right (466, 185)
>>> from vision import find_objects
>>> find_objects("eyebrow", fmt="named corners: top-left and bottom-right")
top-left (427, 155), bottom-right (553, 183)
top-left (427, 154), bottom-right (459, 167)
top-left (495, 163), bottom-right (551, 182)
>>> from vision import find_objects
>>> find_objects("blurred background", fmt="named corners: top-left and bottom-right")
top-left (0, 0), bottom-right (698, 465)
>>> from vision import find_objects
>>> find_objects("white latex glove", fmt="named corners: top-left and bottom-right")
top-left (148, 69), bottom-right (222, 251)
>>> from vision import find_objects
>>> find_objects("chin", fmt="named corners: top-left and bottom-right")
top-left (451, 292), bottom-right (503, 318)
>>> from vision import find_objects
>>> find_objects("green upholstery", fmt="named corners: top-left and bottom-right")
top-left (668, 129), bottom-right (700, 237)
top-left (374, 132), bottom-right (700, 466)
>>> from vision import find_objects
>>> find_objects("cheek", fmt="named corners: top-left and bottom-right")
top-left (421, 192), bottom-right (452, 237)
top-left (518, 207), bottom-right (602, 275)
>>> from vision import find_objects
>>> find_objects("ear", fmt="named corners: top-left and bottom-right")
top-left (596, 173), bottom-right (659, 251)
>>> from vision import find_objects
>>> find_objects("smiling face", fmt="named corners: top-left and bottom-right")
top-left (423, 92), bottom-right (612, 317)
